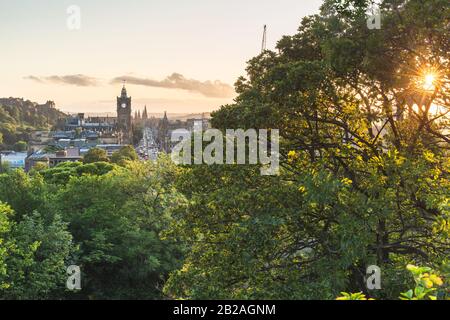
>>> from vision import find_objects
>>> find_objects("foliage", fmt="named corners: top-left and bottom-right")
top-left (51, 157), bottom-right (186, 299)
top-left (13, 141), bottom-right (27, 152)
top-left (39, 161), bottom-right (116, 185)
top-left (336, 292), bottom-right (373, 300)
top-left (111, 146), bottom-right (139, 166)
top-left (0, 98), bottom-right (64, 150)
top-left (337, 263), bottom-right (448, 300)
top-left (0, 161), bottom-right (11, 173)
top-left (29, 162), bottom-right (49, 172)
top-left (132, 123), bottom-right (144, 145)
top-left (399, 264), bottom-right (447, 300)
top-left (166, 0), bottom-right (449, 299)
top-left (0, 157), bottom-right (186, 299)
top-left (0, 202), bottom-right (75, 299)
top-left (83, 148), bottom-right (109, 164)
top-left (0, 169), bottom-right (46, 220)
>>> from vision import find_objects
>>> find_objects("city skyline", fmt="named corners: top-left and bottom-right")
top-left (0, 0), bottom-right (323, 113)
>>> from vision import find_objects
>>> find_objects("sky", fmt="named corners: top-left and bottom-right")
top-left (0, 0), bottom-right (323, 114)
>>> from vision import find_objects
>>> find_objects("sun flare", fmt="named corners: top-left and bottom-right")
top-left (423, 73), bottom-right (436, 91)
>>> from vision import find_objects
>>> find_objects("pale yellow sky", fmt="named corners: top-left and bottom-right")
top-left (0, 0), bottom-right (323, 114)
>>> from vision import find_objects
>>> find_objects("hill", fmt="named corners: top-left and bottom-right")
top-left (0, 98), bottom-right (66, 150)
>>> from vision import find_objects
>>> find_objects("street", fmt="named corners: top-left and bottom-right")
top-left (136, 127), bottom-right (159, 161)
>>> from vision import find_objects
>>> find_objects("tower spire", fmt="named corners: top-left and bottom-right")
top-left (121, 81), bottom-right (128, 98)
top-left (142, 105), bottom-right (148, 120)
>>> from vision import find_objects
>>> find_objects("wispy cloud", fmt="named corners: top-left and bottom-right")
top-left (24, 75), bottom-right (45, 83)
top-left (24, 73), bottom-right (236, 98)
top-left (111, 73), bottom-right (235, 98)
top-left (24, 74), bottom-right (99, 87)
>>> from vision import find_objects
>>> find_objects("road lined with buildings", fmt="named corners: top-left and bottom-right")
top-left (137, 127), bottom-right (159, 161)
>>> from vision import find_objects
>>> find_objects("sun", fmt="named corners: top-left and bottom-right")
top-left (423, 73), bottom-right (436, 91)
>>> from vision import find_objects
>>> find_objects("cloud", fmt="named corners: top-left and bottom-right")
top-left (24, 73), bottom-right (236, 98)
top-left (24, 75), bottom-right (45, 83)
top-left (24, 74), bottom-right (99, 87)
top-left (111, 73), bottom-right (235, 98)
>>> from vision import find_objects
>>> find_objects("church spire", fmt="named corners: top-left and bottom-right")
top-left (142, 105), bottom-right (148, 120)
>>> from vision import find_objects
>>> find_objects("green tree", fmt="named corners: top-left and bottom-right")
top-left (165, 0), bottom-right (449, 299)
top-left (75, 127), bottom-right (82, 139)
top-left (40, 161), bottom-right (116, 185)
top-left (132, 124), bottom-right (144, 145)
top-left (0, 170), bottom-right (46, 220)
top-left (337, 262), bottom-right (449, 300)
top-left (111, 146), bottom-right (138, 166)
top-left (13, 141), bottom-right (27, 152)
top-left (29, 162), bottom-right (49, 173)
top-left (0, 202), bottom-right (14, 291)
top-left (53, 157), bottom-right (186, 299)
top-left (0, 161), bottom-right (11, 173)
top-left (83, 148), bottom-right (109, 164)
top-left (0, 156), bottom-right (185, 299)
top-left (0, 202), bottom-right (75, 299)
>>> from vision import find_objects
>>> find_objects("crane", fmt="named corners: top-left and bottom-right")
top-left (261, 25), bottom-right (267, 53)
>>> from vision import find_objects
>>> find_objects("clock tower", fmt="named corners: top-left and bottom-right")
top-left (117, 84), bottom-right (132, 144)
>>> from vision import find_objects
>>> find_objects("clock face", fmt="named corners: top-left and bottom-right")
top-left (121, 103), bottom-right (127, 109)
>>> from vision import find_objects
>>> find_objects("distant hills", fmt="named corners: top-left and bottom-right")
top-left (167, 112), bottom-right (211, 121)
top-left (79, 112), bottom-right (211, 121)
top-left (0, 98), bottom-right (66, 150)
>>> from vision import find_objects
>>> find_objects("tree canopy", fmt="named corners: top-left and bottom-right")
top-left (111, 146), bottom-right (139, 165)
top-left (83, 148), bottom-right (109, 164)
top-left (166, 0), bottom-right (449, 299)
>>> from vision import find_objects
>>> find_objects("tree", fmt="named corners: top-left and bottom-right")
top-left (165, 0), bottom-right (449, 299)
top-left (13, 141), bottom-right (27, 152)
top-left (29, 162), bottom-right (49, 173)
top-left (83, 148), bottom-right (109, 164)
top-left (0, 202), bottom-right (75, 300)
top-left (0, 155), bottom-right (185, 300)
top-left (0, 202), bottom-right (14, 291)
top-left (133, 124), bottom-right (144, 145)
top-left (75, 127), bottom-right (82, 139)
top-left (0, 161), bottom-right (11, 173)
top-left (111, 146), bottom-right (138, 166)
top-left (53, 157), bottom-right (186, 299)
top-left (337, 262), bottom-right (449, 300)
top-left (0, 99), bottom-right (64, 150)
top-left (39, 161), bottom-right (116, 185)
top-left (0, 169), bottom-right (46, 220)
